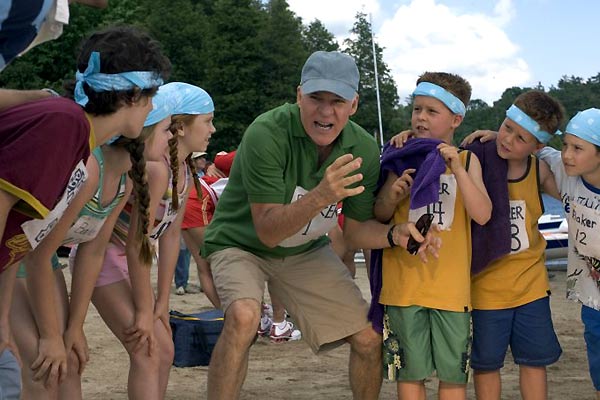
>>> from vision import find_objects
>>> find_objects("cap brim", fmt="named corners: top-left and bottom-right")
top-left (301, 79), bottom-right (356, 101)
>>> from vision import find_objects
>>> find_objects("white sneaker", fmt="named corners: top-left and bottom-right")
top-left (175, 286), bottom-right (185, 295)
top-left (269, 320), bottom-right (301, 343)
top-left (257, 315), bottom-right (272, 337)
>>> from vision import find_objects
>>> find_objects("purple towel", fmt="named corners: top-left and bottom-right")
top-left (368, 138), bottom-right (447, 333)
top-left (379, 138), bottom-right (447, 209)
top-left (463, 139), bottom-right (511, 275)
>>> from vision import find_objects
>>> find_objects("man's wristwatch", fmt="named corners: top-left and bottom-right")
top-left (387, 224), bottom-right (397, 248)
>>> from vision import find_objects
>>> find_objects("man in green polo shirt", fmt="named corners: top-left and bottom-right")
top-left (203, 51), bottom-right (435, 399)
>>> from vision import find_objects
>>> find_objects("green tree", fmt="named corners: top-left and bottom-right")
top-left (343, 11), bottom-right (399, 145)
top-left (144, 0), bottom-right (208, 84)
top-left (202, 0), bottom-right (269, 152)
top-left (258, 0), bottom-right (307, 110)
top-left (301, 19), bottom-right (339, 54)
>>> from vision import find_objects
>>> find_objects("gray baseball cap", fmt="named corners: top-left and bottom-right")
top-left (300, 51), bottom-right (359, 101)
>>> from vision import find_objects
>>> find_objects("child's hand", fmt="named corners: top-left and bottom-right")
top-left (64, 326), bottom-right (89, 375)
top-left (31, 335), bottom-right (68, 387)
top-left (437, 143), bottom-right (462, 172)
top-left (387, 169), bottom-right (415, 203)
top-left (389, 130), bottom-right (414, 148)
top-left (460, 130), bottom-right (498, 146)
top-left (124, 310), bottom-right (156, 357)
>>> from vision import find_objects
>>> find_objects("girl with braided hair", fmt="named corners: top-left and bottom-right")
top-left (9, 87), bottom-right (177, 398)
top-left (89, 82), bottom-right (215, 399)
top-left (0, 24), bottom-right (170, 391)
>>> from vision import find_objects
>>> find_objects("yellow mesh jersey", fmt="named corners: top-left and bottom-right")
top-left (380, 151), bottom-right (472, 312)
top-left (472, 156), bottom-right (549, 309)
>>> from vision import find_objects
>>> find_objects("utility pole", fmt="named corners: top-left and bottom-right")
top-left (370, 13), bottom-right (384, 150)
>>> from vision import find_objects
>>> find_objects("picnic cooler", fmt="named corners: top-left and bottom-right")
top-left (169, 309), bottom-right (224, 367)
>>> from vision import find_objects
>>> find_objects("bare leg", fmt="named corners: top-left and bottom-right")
top-left (0, 189), bottom-right (18, 251)
top-left (346, 326), bottom-right (382, 400)
top-left (397, 381), bottom-right (426, 400)
top-left (0, 264), bottom-right (18, 356)
top-left (11, 270), bottom-right (81, 399)
top-left (267, 284), bottom-right (286, 323)
top-left (182, 229), bottom-right (220, 308)
top-left (519, 366), bottom-right (547, 400)
top-left (474, 369), bottom-right (500, 400)
top-left (439, 381), bottom-right (467, 400)
top-left (207, 299), bottom-right (260, 399)
top-left (92, 280), bottom-right (170, 400)
top-left (154, 317), bottom-right (174, 398)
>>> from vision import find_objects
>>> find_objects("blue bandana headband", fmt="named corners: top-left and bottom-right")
top-left (412, 82), bottom-right (466, 116)
top-left (566, 108), bottom-right (600, 147)
top-left (144, 85), bottom-right (178, 127)
top-left (74, 51), bottom-right (164, 106)
top-left (505, 104), bottom-right (560, 144)
top-left (159, 82), bottom-right (214, 115)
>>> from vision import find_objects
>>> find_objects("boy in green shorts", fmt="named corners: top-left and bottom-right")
top-left (374, 72), bottom-right (492, 399)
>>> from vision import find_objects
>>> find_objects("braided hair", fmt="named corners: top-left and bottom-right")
top-left (168, 114), bottom-right (203, 207)
top-left (113, 127), bottom-right (155, 265)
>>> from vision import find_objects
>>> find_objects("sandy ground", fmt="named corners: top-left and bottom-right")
top-left (73, 261), bottom-right (593, 399)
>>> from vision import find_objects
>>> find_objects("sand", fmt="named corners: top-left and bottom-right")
top-left (75, 262), bottom-right (593, 399)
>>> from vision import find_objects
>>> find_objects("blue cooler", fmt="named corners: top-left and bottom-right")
top-left (169, 309), bottom-right (224, 367)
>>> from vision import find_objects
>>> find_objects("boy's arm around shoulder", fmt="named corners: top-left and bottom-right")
top-left (455, 152), bottom-right (492, 225)
top-left (537, 146), bottom-right (565, 187)
top-left (539, 158), bottom-right (561, 200)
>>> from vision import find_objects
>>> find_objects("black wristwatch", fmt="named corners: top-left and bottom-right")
top-left (387, 225), bottom-right (397, 248)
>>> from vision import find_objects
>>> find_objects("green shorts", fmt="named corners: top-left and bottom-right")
top-left (383, 305), bottom-right (471, 384)
top-left (16, 253), bottom-right (62, 278)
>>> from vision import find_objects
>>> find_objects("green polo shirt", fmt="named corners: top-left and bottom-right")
top-left (203, 103), bottom-right (380, 259)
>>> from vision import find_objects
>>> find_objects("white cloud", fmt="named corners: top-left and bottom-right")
top-left (287, 0), bottom-right (381, 36)
top-left (288, 0), bottom-right (530, 105)
top-left (378, 0), bottom-right (529, 104)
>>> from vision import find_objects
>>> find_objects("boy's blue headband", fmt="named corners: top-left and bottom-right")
top-left (74, 51), bottom-right (164, 106)
top-left (566, 108), bottom-right (600, 147)
top-left (412, 82), bottom-right (466, 116)
top-left (506, 105), bottom-right (560, 144)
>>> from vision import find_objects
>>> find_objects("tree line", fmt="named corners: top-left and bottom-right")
top-left (2, 0), bottom-right (598, 152)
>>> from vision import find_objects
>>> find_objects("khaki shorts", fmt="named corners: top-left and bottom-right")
top-left (208, 245), bottom-right (370, 353)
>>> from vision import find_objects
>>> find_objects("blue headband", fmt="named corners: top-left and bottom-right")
top-left (566, 108), bottom-right (600, 147)
top-left (159, 82), bottom-right (214, 115)
top-left (412, 82), bottom-right (466, 116)
top-left (74, 52), bottom-right (164, 106)
top-left (104, 86), bottom-right (176, 145)
top-left (506, 105), bottom-right (560, 144)
top-left (144, 84), bottom-right (178, 127)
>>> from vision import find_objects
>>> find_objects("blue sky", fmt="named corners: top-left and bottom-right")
top-left (287, 0), bottom-right (599, 105)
